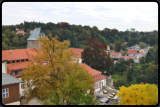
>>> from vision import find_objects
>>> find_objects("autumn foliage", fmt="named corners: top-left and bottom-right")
top-left (21, 36), bottom-right (95, 105)
top-left (82, 37), bottom-right (113, 73)
top-left (117, 83), bottom-right (158, 105)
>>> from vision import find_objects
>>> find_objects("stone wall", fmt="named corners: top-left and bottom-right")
top-left (27, 40), bottom-right (41, 51)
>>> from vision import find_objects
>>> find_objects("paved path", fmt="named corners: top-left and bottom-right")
top-left (24, 97), bottom-right (43, 105)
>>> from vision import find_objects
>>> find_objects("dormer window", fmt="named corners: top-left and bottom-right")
top-left (42, 62), bottom-right (48, 65)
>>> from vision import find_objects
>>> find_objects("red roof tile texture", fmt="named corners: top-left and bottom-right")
top-left (94, 75), bottom-right (106, 82)
top-left (7, 61), bottom-right (31, 71)
top-left (17, 30), bottom-right (25, 34)
top-left (108, 51), bottom-right (120, 56)
top-left (2, 48), bottom-right (38, 61)
top-left (79, 63), bottom-right (101, 76)
top-left (120, 56), bottom-right (132, 60)
top-left (69, 48), bottom-right (84, 58)
top-left (127, 49), bottom-right (138, 55)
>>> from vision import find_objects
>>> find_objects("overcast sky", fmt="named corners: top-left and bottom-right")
top-left (2, 2), bottom-right (158, 32)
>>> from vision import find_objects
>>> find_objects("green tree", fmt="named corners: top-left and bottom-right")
top-left (127, 40), bottom-right (134, 47)
top-left (2, 42), bottom-right (8, 50)
top-left (4, 38), bottom-right (10, 45)
top-left (127, 68), bottom-right (132, 82)
top-left (121, 43), bottom-right (127, 51)
top-left (113, 41), bottom-right (121, 52)
top-left (139, 42), bottom-right (145, 49)
top-left (13, 35), bottom-right (19, 47)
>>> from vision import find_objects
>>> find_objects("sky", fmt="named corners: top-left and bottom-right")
top-left (2, 2), bottom-right (158, 32)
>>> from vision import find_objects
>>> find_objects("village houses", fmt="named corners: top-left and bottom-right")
top-left (2, 27), bottom-right (110, 104)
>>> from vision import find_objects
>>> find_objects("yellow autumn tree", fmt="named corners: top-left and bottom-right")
top-left (117, 83), bottom-right (158, 105)
top-left (21, 36), bottom-right (95, 105)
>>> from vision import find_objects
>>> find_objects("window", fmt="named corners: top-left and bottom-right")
top-left (17, 71), bottom-right (22, 74)
top-left (2, 88), bottom-right (9, 98)
top-left (24, 59), bottom-right (26, 62)
top-left (42, 62), bottom-right (48, 65)
top-left (11, 72), bottom-right (14, 75)
top-left (21, 83), bottom-right (24, 89)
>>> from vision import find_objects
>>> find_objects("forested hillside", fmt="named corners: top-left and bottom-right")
top-left (2, 21), bottom-right (158, 50)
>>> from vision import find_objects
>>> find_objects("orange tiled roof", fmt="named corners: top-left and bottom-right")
top-left (7, 61), bottom-right (31, 71)
top-left (94, 75), bottom-right (106, 82)
top-left (120, 56), bottom-right (132, 60)
top-left (108, 51), bottom-right (120, 56)
top-left (13, 74), bottom-right (22, 78)
top-left (17, 30), bottom-right (25, 34)
top-left (69, 48), bottom-right (84, 58)
top-left (30, 30), bottom-right (33, 32)
top-left (79, 63), bottom-right (101, 76)
top-left (2, 48), bottom-right (38, 61)
top-left (127, 49), bottom-right (138, 55)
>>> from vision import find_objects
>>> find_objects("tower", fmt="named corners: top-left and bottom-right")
top-left (27, 27), bottom-right (45, 51)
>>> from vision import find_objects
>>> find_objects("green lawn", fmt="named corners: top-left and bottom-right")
top-left (112, 74), bottom-right (124, 82)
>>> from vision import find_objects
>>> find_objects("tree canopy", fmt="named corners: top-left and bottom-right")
top-left (81, 37), bottom-right (113, 73)
top-left (21, 36), bottom-right (96, 105)
top-left (117, 83), bottom-right (158, 105)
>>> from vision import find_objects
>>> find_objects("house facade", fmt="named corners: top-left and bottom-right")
top-left (107, 51), bottom-right (122, 60)
top-left (2, 73), bottom-right (23, 105)
top-left (2, 48), bottom-right (39, 99)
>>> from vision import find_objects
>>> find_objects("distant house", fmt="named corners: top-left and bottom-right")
top-left (69, 48), bottom-right (83, 63)
top-left (108, 51), bottom-right (122, 60)
top-left (2, 73), bottom-right (23, 105)
top-left (107, 46), bottom-right (110, 51)
top-left (127, 49), bottom-right (138, 56)
top-left (134, 53), bottom-right (143, 59)
top-left (120, 56), bottom-right (132, 60)
top-left (79, 63), bottom-right (106, 92)
top-left (30, 30), bottom-right (33, 34)
top-left (16, 30), bottom-right (25, 35)
top-left (125, 42), bottom-right (127, 45)
top-left (2, 48), bottom-right (39, 99)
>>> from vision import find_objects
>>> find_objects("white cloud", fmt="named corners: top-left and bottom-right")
top-left (2, 2), bottom-right (158, 31)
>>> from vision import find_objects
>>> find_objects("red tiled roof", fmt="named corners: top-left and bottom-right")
top-left (30, 30), bottom-right (33, 32)
top-left (127, 49), bottom-right (138, 55)
top-left (120, 56), bottom-right (132, 60)
top-left (7, 61), bottom-right (31, 71)
top-left (108, 51), bottom-right (120, 56)
top-left (13, 74), bottom-right (22, 78)
top-left (17, 30), bottom-right (25, 34)
top-left (79, 63), bottom-right (101, 76)
top-left (94, 75), bottom-right (106, 82)
top-left (69, 48), bottom-right (84, 58)
top-left (2, 48), bottom-right (38, 61)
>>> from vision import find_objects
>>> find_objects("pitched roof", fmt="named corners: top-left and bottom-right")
top-left (2, 73), bottom-right (23, 86)
top-left (108, 51), bottom-right (120, 56)
top-left (69, 48), bottom-right (84, 58)
top-left (120, 56), bottom-right (132, 60)
top-left (27, 28), bottom-right (45, 40)
top-left (7, 61), bottom-right (31, 72)
top-left (140, 82), bottom-right (144, 85)
top-left (127, 49), bottom-right (138, 55)
top-left (30, 30), bottom-right (33, 32)
top-left (2, 48), bottom-right (38, 61)
top-left (79, 63), bottom-right (101, 76)
top-left (17, 30), bottom-right (25, 34)
top-left (94, 75), bottom-right (106, 82)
